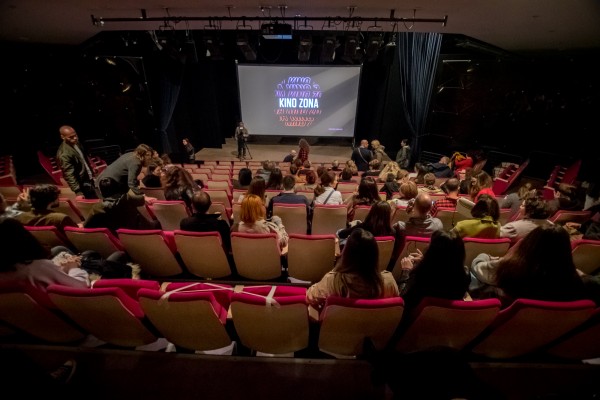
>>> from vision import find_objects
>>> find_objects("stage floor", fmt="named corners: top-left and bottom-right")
top-left (195, 137), bottom-right (358, 164)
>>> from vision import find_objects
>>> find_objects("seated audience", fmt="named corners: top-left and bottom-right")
top-left (499, 182), bottom-right (534, 221)
top-left (345, 177), bottom-right (380, 223)
top-left (14, 184), bottom-right (78, 232)
top-left (547, 182), bottom-right (585, 214)
top-left (451, 194), bottom-right (501, 239)
top-left (337, 167), bottom-right (355, 183)
top-left (306, 228), bottom-right (399, 311)
top-left (329, 159), bottom-right (342, 172)
top-left (238, 176), bottom-right (267, 205)
top-left (431, 177), bottom-right (461, 215)
top-left (450, 151), bottom-right (473, 176)
top-left (282, 149), bottom-right (297, 163)
top-left (84, 177), bottom-right (158, 234)
top-left (163, 166), bottom-right (201, 213)
top-left (395, 192), bottom-right (443, 237)
top-left (419, 173), bottom-right (444, 195)
top-left (378, 161), bottom-right (402, 183)
top-left (313, 171), bottom-right (343, 205)
top-left (233, 167), bottom-right (252, 190)
top-left (295, 170), bottom-right (317, 192)
top-left (266, 167), bottom-right (284, 190)
top-left (391, 180), bottom-right (419, 207)
top-left (0, 191), bottom-right (27, 220)
top-left (362, 159), bottom-right (382, 179)
top-left (469, 170), bottom-right (495, 202)
top-left (0, 218), bottom-right (89, 291)
top-left (381, 172), bottom-right (400, 201)
top-left (500, 195), bottom-right (552, 243)
top-left (180, 191), bottom-right (232, 252)
top-left (232, 194), bottom-right (288, 251)
top-left (470, 225), bottom-right (599, 307)
top-left (267, 175), bottom-right (311, 219)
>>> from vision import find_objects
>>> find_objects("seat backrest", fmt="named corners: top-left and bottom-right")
top-left (468, 298), bottom-right (596, 359)
top-left (544, 307), bottom-right (600, 361)
top-left (392, 236), bottom-right (431, 280)
top-left (337, 182), bottom-right (358, 192)
top-left (375, 236), bottom-right (395, 272)
top-left (116, 229), bottom-right (184, 277)
top-left (433, 208), bottom-right (468, 231)
top-left (571, 239), bottom-right (600, 275)
top-left (231, 202), bottom-right (242, 226)
top-left (147, 200), bottom-right (190, 231)
top-left (287, 234), bottom-right (336, 283)
top-left (37, 150), bottom-right (63, 186)
top-left (138, 283), bottom-right (234, 352)
top-left (394, 297), bottom-right (501, 353)
top-left (296, 190), bottom-right (314, 202)
top-left (140, 187), bottom-right (166, 200)
top-left (206, 180), bottom-right (232, 195)
top-left (548, 210), bottom-right (592, 225)
top-left (463, 237), bottom-right (512, 267)
top-left (390, 205), bottom-right (409, 225)
top-left (0, 184), bottom-right (22, 199)
top-left (56, 198), bottom-right (85, 222)
top-left (47, 284), bottom-right (160, 347)
top-left (352, 205), bottom-right (372, 222)
top-left (231, 232), bottom-right (283, 280)
top-left (73, 198), bottom-right (101, 220)
top-left (497, 208), bottom-right (513, 225)
top-left (25, 225), bottom-right (74, 251)
top-left (311, 204), bottom-right (347, 235)
top-left (204, 189), bottom-right (232, 209)
top-left (206, 202), bottom-right (230, 226)
top-left (174, 230), bottom-right (233, 279)
top-left (0, 281), bottom-right (86, 343)
top-left (318, 296), bottom-right (405, 358)
top-left (273, 203), bottom-right (308, 235)
top-left (231, 286), bottom-right (309, 355)
top-left (64, 226), bottom-right (124, 258)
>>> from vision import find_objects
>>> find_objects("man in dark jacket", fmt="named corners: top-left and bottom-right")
top-left (56, 125), bottom-right (98, 199)
top-left (351, 139), bottom-right (373, 172)
top-left (180, 190), bottom-right (232, 252)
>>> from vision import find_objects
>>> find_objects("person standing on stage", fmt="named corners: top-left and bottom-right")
top-left (235, 121), bottom-right (250, 159)
top-left (396, 138), bottom-right (411, 169)
top-left (182, 138), bottom-right (195, 164)
top-left (56, 125), bottom-right (98, 199)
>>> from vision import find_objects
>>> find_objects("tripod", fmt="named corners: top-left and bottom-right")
top-left (242, 139), bottom-right (252, 159)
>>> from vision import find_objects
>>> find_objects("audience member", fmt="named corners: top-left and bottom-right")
top-left (0, 191), bottom-right (27, 220)
top-left (306, 228), bottom-right (399, 312)
top-left (233, 167), bottom-right (252, 190)
top-left (298, 138), bottom-right (310, 163)
top-left (338, 167), bottom-right (355, 183)
top-left (84, 177), bottom-right (158, 234)
top-left (345, 177), bottom-right (380, 222)
top-left (469, 225), bottom-right (598, 307)
top-left (500, 195), bottom-right (552, 243)
top-left (391, 180), bottom-right (419, 207)
top-left (256, 160), bottom-right (275, 182)
top-left (232, 194), bottom-right (289, 250)
top-left (283, 149), bottom-right (297, 163)
top-left (163, 166), bottom-right (200, 213)
top-left (362, 159), bottom-right (382, 179)
top-left (395, 192), bottom-right (443, 237)
top-left (419, 173), bottom-right (444, 195)
top-left (266, 167), bottom-right (284, 190)
top-left (469, 170), bottom-right (495, 202)
top-left (351, 139), bottom-right (373, 172)
top-left (395, 138), bottom-right (411, 169)
top-left (431, 177), bottom-right (461, 215)
top-left (180, 191), bottom-right (232, 252)
top-left (499, 182), bottom-right (535, 221)
top-left (452, 194), bottom-right (501, 239)
top-left (182, 138), bottom-right (195, 164)
top-left (142, 164), bottom-right (163, 188)
top-left (329, 159), bottom-right (342, 172)
top-left (429, 156), bottom-right (454, 178)
top-left (345, 160), bottom-right (359, 176)
top-left (56, 125), bottom-right (98, 199)
top-left (313, 171), bottom-right (343, 205)
top-left (295, 170), bottom-right (317, 192)
top-left (397, 230), bottom-right (470, 311)
top-left (238, 176), bottom-right (267, 205)
top-left (370, 140), bottom-right (387, 164)
top-left (0, 218), bottom-right (89, 290)
top-left (547, 182), bottom-right (585, 214)
top-left (97, 144), bottom-right (153, 196)
top-left (14, 184), bottom-right (78, 232)
top-left (381, 173), bottom-right (400, 201)
top-left (337, 201), bottom-right (404, 271)
top-left (267, 175), bottom-right (311, 219)
top-left (450, 151), bottom-right (473, 176)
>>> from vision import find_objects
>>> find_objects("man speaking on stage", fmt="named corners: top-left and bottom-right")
top-left (235, 121), bottom-right (250, 159)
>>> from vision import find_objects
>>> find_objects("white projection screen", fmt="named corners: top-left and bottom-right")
top-left (237, 64), bottom-right (362, 138)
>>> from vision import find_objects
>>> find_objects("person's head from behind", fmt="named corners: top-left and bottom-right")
top-left (160, 153), bottom-right (172, 165)
top-left (368, 159), bottom-right (381, 170)
top-left (147, 163), bottom-right (161, 177)
top-left (400, 180), bottom-right (418, 200)
top-left (267, 168), bottom-right (283, 188)
top-left (442, 177), bottom-right (460, 194)
top-left (98, 177), bottom-right (123, 198)
top-left (191, 190), bottom-right (211, 214)
top-left (341, 167), bottom-right (354, 181)
top-left (305, 170), bottom-right (317, 185)
top-left (135, 144), bottom-right (153, 165)
top-left (293, 158), bottom-right (303, 169)
top-left (335, 228), bottom-right (382, 296)
top-left (424, 173), bottom-right (436, 186)
top-left (247, 176), bottom-right (266, 199)
top-left (517, 182), bottom-right (534, 200)
top-left (302, 160), bottom-right (311, 169)
top-left (316, 166), bottom-right (325, 179)
top-left (386, 173), bottom-right (396, 183)
top-left (360, 139), bottom-right (369, 148)
top-left (522, 195), bottom-right (549, 219)
top-left (332, 159), bottom-right (339, 168)
top-left (240, 194), bottom-right (265, 224)
top-left (59, 125), bottom-right (78, 146)
top-left (29, 184), bottom-right (60, 210)
top-left (363, 201), bottom-right (393, 235)
top-left (411, 192), bottom-right (433, 216)
top-left (290, 150), bottom-right (297, 157)
top-left (0, 218), bottom-right (49, 271)
top-left (470, 194), bottom-right (500, 221)
top-left (473, 170), bottom-right (493, 190)
top-left (413, 230), bottom-right (467, 285)
top-left (357, 178), bottom-right (379, 201)
top-left (282, 175), bottom-right (296, 191)
top-left (320, 171), bottom-right (336, 188)
top-left (299, 138), bottom-right (309, 150)
top-left (238, 168), bottom-right (252, 186)
top-left (439, 156), bottom-right (451, 165)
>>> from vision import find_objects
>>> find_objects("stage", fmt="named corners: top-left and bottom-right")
top-left (194, 137), bottom-right (360, 164)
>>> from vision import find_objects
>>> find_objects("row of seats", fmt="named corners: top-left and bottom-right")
top-left (1, 278), bottom-right (599, 361)
top-left (0, 155), bottom-right (17, 186)
top-left (542, 159), bottom-right (582, 200)
top-left (491, 159), bottom-right (530, 195)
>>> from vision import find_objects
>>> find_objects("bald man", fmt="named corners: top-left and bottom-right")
top-left (394, 192), bottom-right (444, 237)
top-left (351, 139), bottom-right (373, 172)
top-left (56, 125), bottom-right (98, 198)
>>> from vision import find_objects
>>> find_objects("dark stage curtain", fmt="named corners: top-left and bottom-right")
top-left (156, 57), bottom-right (185, 155)
top-left (397, 32), bottom-right (443, 165)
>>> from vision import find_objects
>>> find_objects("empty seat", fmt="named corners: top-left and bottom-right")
top-left (231, 232), bottom-right (283, 280)
top-left (272, 203), bottom-right (309, 235)
top-left (311, 204), bottom-right (347, 235)
top-left (117, 229), bottom-right (184, 278)
top-left (287, 234), bottom-right (336, 283)
top-left (63, 226), bottom-right (124, 258)
top-left (173, 230), bottom-right (233, 279)
top-left (146, 200), bottom-right (190, 231)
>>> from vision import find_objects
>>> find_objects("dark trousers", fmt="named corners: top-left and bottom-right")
top-left (237, 140), bottom-right (246, 157)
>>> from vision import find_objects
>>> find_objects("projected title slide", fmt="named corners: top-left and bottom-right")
top-left (275, 76), bottom-right (322, 127)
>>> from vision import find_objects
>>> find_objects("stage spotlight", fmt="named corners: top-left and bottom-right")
top-left (342, 34), bottom-right (361, 63)
top-left (297, 35), bottom-right (312, 62)
top-left (365, 33), bottom-right (384, 62)
top-left (321, 35), bottom-right (337, 63)
top-left (236, 32), bottom-right (257, 61)
top-left (203, 35), bottom-right (224, 60)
